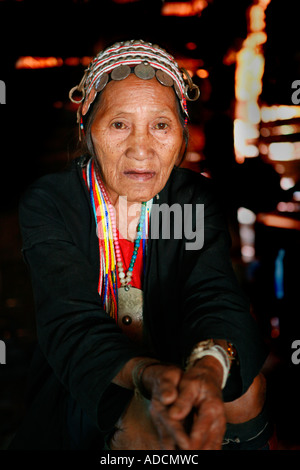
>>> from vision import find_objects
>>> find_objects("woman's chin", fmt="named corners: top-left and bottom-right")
top-left (120, 184), bottom-right (159, 203)
top-left (125, 191), bottom-right (157, 203)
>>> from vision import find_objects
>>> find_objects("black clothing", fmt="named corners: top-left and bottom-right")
top-left (10, 155), bottom-right (267, 449)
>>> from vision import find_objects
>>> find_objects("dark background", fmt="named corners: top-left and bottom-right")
top-left (0, 0), bottom-right (300, 451)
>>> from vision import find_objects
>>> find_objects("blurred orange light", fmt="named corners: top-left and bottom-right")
top-left (81, 56), bottom-right (93, 66)
top-left (196, 68), bottom-right (209, 79)
top-left (15, 56), bottom-right (63, 69)
top-left (256, 213), bottom-right (300, 231)
top-left (249, 4), bottom-right (266, 32)
top-left (64, 57), bottom-right (81, 66)
top-left (182, 68), bottom-right (194, 78)
top-left (161, 0), bottom-right (209, 17)
top-left (233, 0), bottom-right (271, 164)
top-left (223, 48), bottom-right (237, 66)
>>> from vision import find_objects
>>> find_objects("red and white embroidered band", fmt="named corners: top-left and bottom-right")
top-left (69, 39), bottom-right (200, 131)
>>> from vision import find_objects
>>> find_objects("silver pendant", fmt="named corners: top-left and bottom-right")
top-left (117, 286), bottom-right (143, 343)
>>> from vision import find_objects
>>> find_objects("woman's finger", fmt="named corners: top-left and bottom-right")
top-left (144, 364), bottom-right (183, 405)
top-left (168, 384), bottom-right (198, 420)
top-left (150, 397), bottom-right (192, 450)
top-left (189, 399), bottom-right (226, 450)
top-left (167, 369), bottom-right (206, 420)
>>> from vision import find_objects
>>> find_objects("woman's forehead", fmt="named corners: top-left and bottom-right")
top-left (97, 74), bottom-right (179, 115)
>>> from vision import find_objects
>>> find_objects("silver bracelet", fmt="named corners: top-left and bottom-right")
top-left (186, 340), bottom-right (231, 389)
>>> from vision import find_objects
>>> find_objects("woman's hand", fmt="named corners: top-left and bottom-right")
top-left (142, 356), bottom-right (227, 450)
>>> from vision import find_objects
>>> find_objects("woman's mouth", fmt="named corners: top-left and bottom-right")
top-left (123, 170), bottom-right (156, 181)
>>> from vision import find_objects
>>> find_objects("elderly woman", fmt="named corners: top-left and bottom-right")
top-left (11, 40), bottom-right (272, 451)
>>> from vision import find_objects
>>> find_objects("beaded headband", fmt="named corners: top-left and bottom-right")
top-left (69, 39), bottom-right (200, 138)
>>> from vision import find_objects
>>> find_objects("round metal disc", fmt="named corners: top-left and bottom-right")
top-left (155, 69), bottom-right (174, 87)
top-left (134, 63), bottom-right (156, 80)
top-left (174, 82), bottom-right (183, 100)
top-left (111, 64), bottom-right (131, 81)
top-left (94, 73), bottom-right (109, 92)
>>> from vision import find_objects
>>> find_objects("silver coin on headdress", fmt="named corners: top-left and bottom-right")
top-left (94, 73), bottom-right (109, 92)
top-left (155, 69), bottom-right (174, 87)
top-left (111, 64), bottom-right (131, 81)
top-left (134, 62), bottom-right (156, 80)
top-left (174, 81), bottom-right (183, 100)
top-left (81, 87), bottom-right (97, 116)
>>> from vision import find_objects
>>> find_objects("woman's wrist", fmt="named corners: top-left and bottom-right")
top-left (112, 356), bottom-right (160, 390)
top-left (132, 359), bottom-right (180, 400)
top-left (191, 355), bottom-right (225, 390)
top-left (132, 358), bottom-right (161, 399)
top-left (185, 339), bottom-right (236, 389)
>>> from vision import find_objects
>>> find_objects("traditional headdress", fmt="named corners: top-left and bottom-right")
top-left (69, 39), bottom-right (200, 139)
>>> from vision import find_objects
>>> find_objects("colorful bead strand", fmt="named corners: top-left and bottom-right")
top-left (84, 158), bottom-right (151, 321)
top-left (87, 159), bottom-right (118, 319)
top-left (95, 164), bottom-right (147, 289)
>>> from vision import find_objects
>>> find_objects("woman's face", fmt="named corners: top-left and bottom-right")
top-left (90, 74), bottom-right (184, 204)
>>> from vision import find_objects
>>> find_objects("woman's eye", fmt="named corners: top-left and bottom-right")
top-left (112, 121), bottom-right (127, 130)
top-left (154, 122), bottom-right (168, 130)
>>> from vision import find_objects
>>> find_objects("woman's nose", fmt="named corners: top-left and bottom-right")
top-left (125, 128), bottom-right (154, 161)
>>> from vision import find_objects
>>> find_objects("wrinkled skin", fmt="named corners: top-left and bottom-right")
top-left (91, 74), bottom-right (184, 206)
top-left (142, 361), bottom-right (266, 450)
top-left (112, 358), bottom-right (265, 450)
top-left (144, 359), bottom-right (226, 450)
top-left (90, 74), bottom-right (266, 450)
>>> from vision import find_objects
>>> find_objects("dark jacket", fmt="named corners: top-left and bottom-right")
top-left (10, 155), bottom-right (267, 449)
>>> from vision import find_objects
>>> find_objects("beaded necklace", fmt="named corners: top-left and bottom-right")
top-left (85, 158), bottom-right (151, 322)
